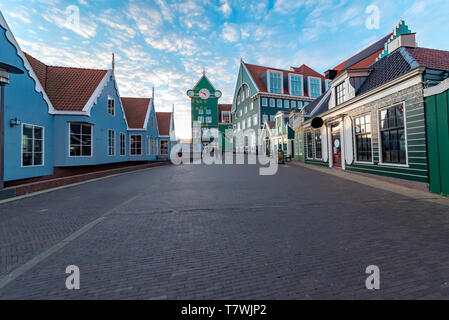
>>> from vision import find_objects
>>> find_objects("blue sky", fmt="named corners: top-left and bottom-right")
top-left (1, 0), bottom-right (449, 139)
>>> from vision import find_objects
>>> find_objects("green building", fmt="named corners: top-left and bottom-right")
top-left (187, 73), bottom-right (232, 152)
top-left (231, 60), bottom-right (326, 153)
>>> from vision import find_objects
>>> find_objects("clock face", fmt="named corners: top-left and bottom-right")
top-left (214, 90), bottom-right (222, 98)
top-left (199, 88), bottom-right (210, 100)
top-left (187, 90), bottom-right (195, 98)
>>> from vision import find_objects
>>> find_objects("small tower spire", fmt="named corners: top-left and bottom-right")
top-left (112, 53), bottom-right (115, 72)
top-left (202, 67), bottom-right (206, 76)
top-left (152, 86), bottom-right (155, 100)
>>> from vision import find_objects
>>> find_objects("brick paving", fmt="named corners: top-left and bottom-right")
top-left (1, 163), bottom-right (449, 299)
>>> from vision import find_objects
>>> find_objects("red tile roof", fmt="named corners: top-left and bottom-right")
top-left (218, 104), bottom-right (232, 123)
top-left (24, 52), bottom-right (108, 111)
top-left (244, 62), bottom-right (324, 97)
top-left (156, 112), bottom-right (172, 136)
top-left (407, 47), bottom-right (449, 71)
top-left (121, 97), bottom-right (151, 129)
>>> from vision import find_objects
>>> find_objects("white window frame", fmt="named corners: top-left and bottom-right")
top-left (222, 111), bottom-right (231, 124)
top-left (130, 134), bottom-right (143, 156)
top-left (308, 76), bottom-right (322, 99)
top-left (267, 70), bottom-right (283, 94)
top-left (288, 73), bottom-right (304, 96)
top-left (377, 102), bottom-right (409, 168)
top-left (269, 98), bottom-right (275, 108)
top-left (353, 113), bottom-right (374, 164)
top-left (120, 132), bottom-right (126, 156)
top-left (277, 99), bottom-right (282, 108)
top-left (253, 114), bottom-right (258, 127)
top-left (21, 123), bottom-right (45, 167)
top-left (336, 81), bottom-right (346, 105)
top-left (107, 96), bottom-right (115, 116)
top-left (68, 123), bottom-right (93, 158)
top-left (108, 129), bottom-right (116, 156)
top-left (261, 97), bottom-right (268, 107)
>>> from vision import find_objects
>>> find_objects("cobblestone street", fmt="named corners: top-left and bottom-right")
top-left (1, 163), bottom-right (449, 299)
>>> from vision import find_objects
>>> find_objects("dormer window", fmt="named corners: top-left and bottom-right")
top-left (289, 74), bottom-right (303, 96)
top-left (268, 70), bottom-right (283, 94)
top-left (108, 97), bottom-right (115, 116)
top-left (336, 82), bottom-right (345, 105)
top-left (308, 77), bottom-right (322, 98)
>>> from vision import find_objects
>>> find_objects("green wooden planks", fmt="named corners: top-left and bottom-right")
top-left (437, 92), bottom-right (449, 194)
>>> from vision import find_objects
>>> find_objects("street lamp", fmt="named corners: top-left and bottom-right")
top-left (0, 62), bottom-right (24, 190)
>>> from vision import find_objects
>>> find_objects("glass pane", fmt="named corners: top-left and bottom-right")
top-left (82, 124), bottom-right (91, 135)
top-left (23, 125), bottom-right (33, 139)
top-left (23, 138), bottom-right (33, 152)
top-left (34, 140), bottom-right (43, 153)
top-left (82, 146), bottom-right (92, 156)
top-left (34, 153), bottom-right (43, 166)
top-left (71, 135), bottom-right (81, 146)
top-left (380, 110), bottom-right (387, 129)
top-left (23, 153), bottom-right (33, 166)
top-left (82, 135), bottom-right (91, 146)
top-left (70, 146), bottom-right (81, 157)
top-left (34, 127), bottom-right (43, 140)
top-left (396, 106), bottom-right (404, 128)
top-left (366, 123), bottom-right (371, 134)
top-left (70, 124), bottom-right (81, 135)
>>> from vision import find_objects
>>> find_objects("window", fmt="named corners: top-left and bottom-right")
top-left (315, 130), bottom-right (322, 159)
top-left (244, 106), bottom-right (248, 114)
top-left (269, 99), bottom-right (275, 108)
top-left (222, 111), bottom-right (231, 124)
top-left (22, 124), bottom-right (44, 166)
top-left (269, 71), bottom-right (282, 94)
top-left (309, 78), bottom-right (322, 98)
top-left (291, 101), bottom-right (296, 109)
top-left (277, 99), bottom-right (282, 108)
top-left (120, 133), bottom-right (126, 156)
top-left (380, 105), bottom-right (406, 164)
top-left (206, 116), bottom-right (212, 124)
top-left (269, 115), bottom-right (275, 121)
top-left (304, 102), bottom-right (309, 107)
top-left (108, 97), bottom-right (115, 116)
top-left (325, 79), bottom-right (331, 91)
top-left (306, 132), bottom-right (313, 159)
top-left (238, 110), bottom-right (242, 117)
top-left (246, 87), bottom-right (250, 98)
top-left (160, 140), bottom-right (169, 155)
top-left (130, 135), bottom-right (142, 155)
top-left (69, 123), bottom-right (92, 157)
top-left (263, 114), bottom-right (268, 124)
top-left (250, 101), bottom-right (254, 110)
top-left (253, 115), bottom-right (258, 127)
top-left (147, 136), bottom-right (151, 155)
top-left (247, 118), bottom-right (251, 128)
top-left (197, 116), bottom-right (204, 123)
top-left (198, 110), bottom-right (204, 115)
top-left (206, 109), bottom-right (211, 115)
top-left (290, 74), bottom-right (303, 96)
top-left (262, 98), bottom-right (268, 107)
top-left (284, 100), bottom-right (289, 109)
top-left (108, 130), bottom-right (115, 156)
top-left (336, 82), bottom-right (345, 105)
top-left (297, 101), bottom-right (303, 109)
top-left (354, 115), bottom-right (372, 162)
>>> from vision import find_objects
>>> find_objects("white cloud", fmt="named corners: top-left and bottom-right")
top-left (219, 0), bottom-right (232, 18)
top-left (42, 7), bottom-right (97, 39)
top-left (222, 23), bottom-right (240, 42)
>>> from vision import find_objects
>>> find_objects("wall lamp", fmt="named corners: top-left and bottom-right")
top-left (10, 118), bottom-right (21, 127)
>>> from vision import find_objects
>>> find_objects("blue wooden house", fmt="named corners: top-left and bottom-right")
top-left (0, 12), bottom-right (54, 182)
top-left (122, 97), bottom-right (159, 162)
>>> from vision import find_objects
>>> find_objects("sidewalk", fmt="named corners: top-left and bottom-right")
top-left (290, 160), bottom-right (449, 207)
top-left (0, 161), bottom-right (170, 203)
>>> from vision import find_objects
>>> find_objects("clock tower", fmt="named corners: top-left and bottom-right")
top-left (187, 73), bottom-right (224, 152)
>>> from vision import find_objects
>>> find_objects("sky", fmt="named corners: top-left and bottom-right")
top-left (1, 0), bottom-right (449, 139)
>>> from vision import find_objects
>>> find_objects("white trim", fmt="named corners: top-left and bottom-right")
top-left (308, 76), bottom-right (322, 98)
top-left (129, 134), bottom-right (143, 156)
top-left (119, 132), bottom-right (126, 156)
top-left (107, 96), bottom-right (116, 117)
top-left (267, 70), bottom-right (284, 94)
top-left (377, 102), bottom-right (409, 167)
top-left (0, 11), bottom-right (55, 113)
top-left (242, 61), bottom-right (260, 92)
top-left (352, 113), bottom-right (374, 165)
top-left (68, 122), bottom-right (94, 158)
top-left (107, 129), bottom-right (116, 156)
top-left (424, 79), bottom-right (449, 97)
top-left (20, 123), bottom-right (45, 168)
top-left (82, 69), bottom-right (112, 115)
top-left (288, 73), bottom-right (304, 97)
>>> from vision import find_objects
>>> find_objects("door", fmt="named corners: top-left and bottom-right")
top-left (332, 131), bottom-right (342, 168)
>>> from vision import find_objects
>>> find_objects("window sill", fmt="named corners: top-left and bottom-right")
top-left (354, 161), bottom-right (374, 165)
top-left (378, 162), bottom-right (410, 168)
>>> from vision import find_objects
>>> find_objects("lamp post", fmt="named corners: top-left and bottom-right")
top-left (0, 62), bottom-right (24, 190)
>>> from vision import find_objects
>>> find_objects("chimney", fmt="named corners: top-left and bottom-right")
top-left (388, 33), bottom-right (417, 54)
top-left (112, 53), bottom-right (115, 72)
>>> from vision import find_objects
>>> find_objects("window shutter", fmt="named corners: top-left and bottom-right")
top-left (344, 117), bottom-right (354, 164)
